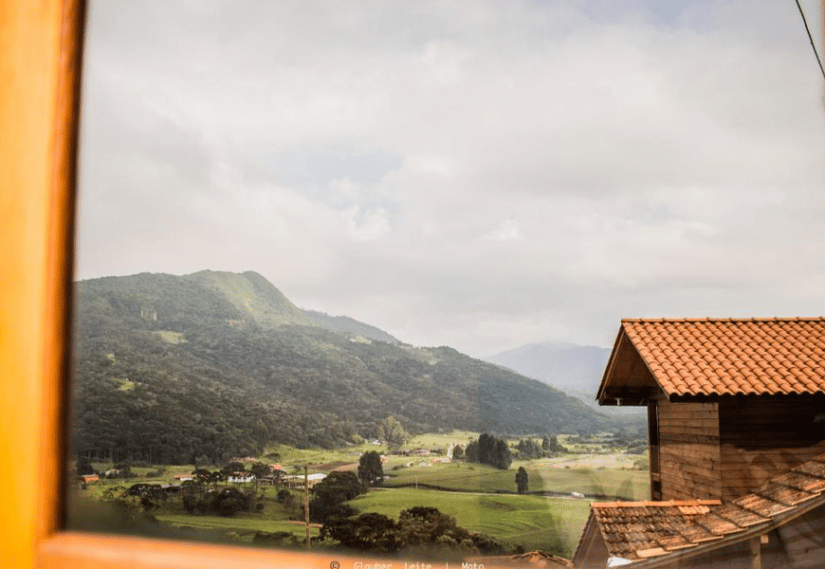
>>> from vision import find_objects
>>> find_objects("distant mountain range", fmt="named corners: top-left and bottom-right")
top-left (483, 342), bottom-right (611, 400)
top-left (72, 270), bottom-right (638, 464)
top-left (483, 342), bottom-right (645, 416)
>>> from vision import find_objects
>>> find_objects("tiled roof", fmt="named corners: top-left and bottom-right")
top-left (583, 453), bottom-right (825, 563)
top-left (621, 317), bottom-right (825, 397)
top-left (587, 500), bottom-right (722, 560)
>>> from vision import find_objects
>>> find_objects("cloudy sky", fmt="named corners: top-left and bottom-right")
top-left (76, 0), bottom-right (825, 358)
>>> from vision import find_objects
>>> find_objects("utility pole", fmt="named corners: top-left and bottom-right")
top-left (304, 464), bottom-right (311, 550)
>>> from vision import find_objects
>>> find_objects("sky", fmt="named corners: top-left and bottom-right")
top-left (76, 0), bottom-right (825, 358)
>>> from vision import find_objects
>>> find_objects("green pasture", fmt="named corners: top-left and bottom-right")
top-left (406, 431), bottom-right (479, 448)
top-left (384, 459), bottom-right (648, 500)
top-left (155, 513), bottom-right (322, 546)
top-left (348, 487), bottom-right (590, 556)
top-left (264, 444), bottom-right (363, 470)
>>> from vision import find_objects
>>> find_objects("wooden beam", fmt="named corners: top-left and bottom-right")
top-left (750, 537), bottom-right (761, 569)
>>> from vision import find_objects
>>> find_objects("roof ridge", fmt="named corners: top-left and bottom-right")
top-left (592, 500), bottom-right (720, 508)
top-left (607, 318), bottom-right (825, 399)
top-left (621, 316), bottom-right (825, 323)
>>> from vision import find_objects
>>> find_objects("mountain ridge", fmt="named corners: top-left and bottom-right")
top-left (71, 270), bottom-right (636, 464)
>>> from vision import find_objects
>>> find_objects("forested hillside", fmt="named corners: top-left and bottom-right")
top-left (72, 270), bottom-right (615, 464)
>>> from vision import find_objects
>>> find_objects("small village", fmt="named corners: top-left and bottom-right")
top-left (69, 317), bottom-right (825, 569)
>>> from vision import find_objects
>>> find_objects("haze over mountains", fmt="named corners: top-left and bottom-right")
top-left (72, 270), bottom-right (639, 464)
top-left (483, 343), bottom-right (647, 417)
top-left (483, 343), bottom-right (612, 402)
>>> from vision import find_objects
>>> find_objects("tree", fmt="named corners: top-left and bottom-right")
top-left (222, 461), bottom-right (245, 474)
top-left (378, 416), bottom-right (407, 451)
top-left (250, 461), bottom-right (271, 492)
top-left (358, 451), bottom-right (384, 487)
top-left (493, 438), bottom-right (512, 469)
top-left (211, 486), bottom-right (251, 517)
top-left (515, 466), bottom-right (529, 494)
top-left (309, 471), bottom-right (365, 523)
top-left (76, 455), bottom-right (95, 475)
top-left (452, 444), bottom-right (464, 461)
top-left (465, 440), bottom-right (478, 463)
top-left (321, 512), bottom-right (401, 552)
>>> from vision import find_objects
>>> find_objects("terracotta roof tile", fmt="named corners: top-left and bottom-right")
top-left (619, 317), bottom-right (825, 397)
top-left (584, 452), bottom-right (825, 564)
top-left (589, 500), bottom-right (721, 560)
top-left (773, 470), bottom-right (825, 496)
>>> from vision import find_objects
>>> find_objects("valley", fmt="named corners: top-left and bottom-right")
top-left (69, 269), bottom-right (647, 559)
top-left (70, 432), bottom-right (650, 557)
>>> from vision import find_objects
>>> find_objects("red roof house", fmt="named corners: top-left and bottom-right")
top-left (573, 317), bottom-right (825, 568)
top-left (598, 318), bottom-right (825, 501)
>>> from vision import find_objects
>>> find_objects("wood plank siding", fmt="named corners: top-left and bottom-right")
top-left (657, 399), bottom-right (722, 500)
top-left (719, 396), bottom-right (825, 498)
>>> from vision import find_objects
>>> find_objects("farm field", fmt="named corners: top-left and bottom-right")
top-left (385, 458), bottom-right (649, 500)
top-left (76, 432), bottom-right (650, 558)
top-left (155, 513), bottom-right (323, 547)
top-left (347, 487), bottom-right (591, 556)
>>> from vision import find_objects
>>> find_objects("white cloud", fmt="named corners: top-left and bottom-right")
top-left (329, 176), bottom-right (360, 203)
top-left (484, 219), bottom-right (523, 242)
top-left (344, 206), bottom-right (391, 242)
top-left (77, 0), bottom-right (825, 357)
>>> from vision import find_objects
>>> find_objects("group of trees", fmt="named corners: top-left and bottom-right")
top-left (465, 433), bottom-right (512, 470)
top-left (542, 434), bottom-right (566, 454)
top-left (515, 438), bottom-right (545, 460)
top-left (514, 435), bottom-right (565, 459)
top-left (378, 416), bottom-right (408, 450)
top-left (320, 506), bottom-right (506, 555)
top-left (182, 486), bottom-right (251, 517)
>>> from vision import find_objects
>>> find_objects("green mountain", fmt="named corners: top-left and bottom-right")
top-left (71, 270), bottom-right (616, 465)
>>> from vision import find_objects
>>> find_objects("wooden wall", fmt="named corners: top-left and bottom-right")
top-left (719, 396), bottom-right (825, 498)
top-left (657, 399), bottom-right (722, 500)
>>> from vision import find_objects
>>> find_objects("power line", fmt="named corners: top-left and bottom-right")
top-left (794, 0), bottom-right (825, 80)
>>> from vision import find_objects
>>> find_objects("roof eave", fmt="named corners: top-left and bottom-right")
top-left (624, 492), bottom-right (825, 568)
top-left (597, 323), bottom-right (668, 406)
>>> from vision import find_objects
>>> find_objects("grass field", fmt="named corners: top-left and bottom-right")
top-left (77, 434), bottom-right (649, 558)
top-left (384, 458), bottom-right (648, 500)
top-left (155, 513), bottom-right (323, 546)
top-left (347, 487), bottom-right (591, 556)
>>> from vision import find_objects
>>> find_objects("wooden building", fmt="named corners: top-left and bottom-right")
top-left (597, 318), bottom-right (825, 501)
top-left (573, 317), bottom-right (825, 568)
